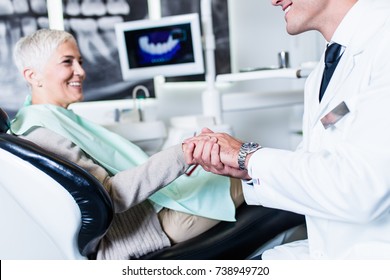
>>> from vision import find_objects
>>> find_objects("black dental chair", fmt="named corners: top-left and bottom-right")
top-left (0, 108), bottom-right (305, 260)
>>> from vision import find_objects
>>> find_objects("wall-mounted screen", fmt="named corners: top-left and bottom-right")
top-left (115, 13), bottom-right (204, 81)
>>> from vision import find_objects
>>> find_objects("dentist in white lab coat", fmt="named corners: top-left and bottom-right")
top-left (184, 0), bottom-right (390, 259)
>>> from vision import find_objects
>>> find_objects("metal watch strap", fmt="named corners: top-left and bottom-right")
top-left (238, 142), bottom-right (261, 170)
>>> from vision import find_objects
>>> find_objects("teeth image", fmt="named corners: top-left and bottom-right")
top-left (81, 0), bottom-right (106, 16)
top-left (31, 0), bottom-right (47, 15)
top-left (66, 0), bottom-right (81, 16)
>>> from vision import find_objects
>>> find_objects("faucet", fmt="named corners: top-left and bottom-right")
top-left (114, 85), bottom-right (150, 123)
top-left (132, 85), bottom-right (150, 122)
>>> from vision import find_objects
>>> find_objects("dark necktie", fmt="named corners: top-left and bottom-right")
top-left (319, 43), bottom-right (343, 102)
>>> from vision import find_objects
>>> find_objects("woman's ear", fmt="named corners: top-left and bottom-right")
top-left (24, 68), bottom-right (42, 88)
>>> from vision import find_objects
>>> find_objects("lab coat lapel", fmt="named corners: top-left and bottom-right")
top-left (312, 51), bottom-right (356, 125)
top-left (311, 29), bottom-right (373, 128)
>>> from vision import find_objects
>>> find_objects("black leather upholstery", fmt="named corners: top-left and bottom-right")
top-left (0, 108), bottom-right (113, 258)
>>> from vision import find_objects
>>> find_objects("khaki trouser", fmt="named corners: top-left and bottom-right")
top-left (158, 178), bottom-right (244, 244)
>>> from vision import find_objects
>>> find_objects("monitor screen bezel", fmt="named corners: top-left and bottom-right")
top-left (115, 13), bottom-right (204, 81)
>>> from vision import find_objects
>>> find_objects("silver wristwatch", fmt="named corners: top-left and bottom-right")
top-left (238, 142), bottom-right (261, 170)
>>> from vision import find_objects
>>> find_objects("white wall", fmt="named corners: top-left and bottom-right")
top-left (228, 0), bottom-right (324, 73)
top-left (226, 0), bottom-right (324, 95)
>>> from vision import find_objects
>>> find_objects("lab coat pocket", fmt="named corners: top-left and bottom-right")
top-left (319, 101), bottom-right (356, 147)
top-left (321, 101), bottom-right (350, 130)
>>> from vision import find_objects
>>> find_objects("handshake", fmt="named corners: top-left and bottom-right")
top-left (182, 128), bottom-right (261, 180)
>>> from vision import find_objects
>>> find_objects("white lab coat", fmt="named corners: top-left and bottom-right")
top-left (243, 0), bottom-right (390, 259)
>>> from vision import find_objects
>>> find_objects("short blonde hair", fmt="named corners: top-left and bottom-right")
top-left (13, 29), bottom-right (76, 74)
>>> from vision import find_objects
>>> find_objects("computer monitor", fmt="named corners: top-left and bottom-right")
top-left (115, 13), bottom-right (204, 81)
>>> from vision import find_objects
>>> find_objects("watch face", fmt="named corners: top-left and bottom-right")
top-left (242, 143), bottom-right (250, 149)
top-left (243, 142), bottom-right (260, 152)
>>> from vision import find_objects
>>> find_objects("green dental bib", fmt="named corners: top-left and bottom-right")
top-left (10, 103), bottom-right (235, 221)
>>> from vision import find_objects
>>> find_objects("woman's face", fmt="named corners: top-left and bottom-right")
top-left (37, 40), bottom-right (86, 108)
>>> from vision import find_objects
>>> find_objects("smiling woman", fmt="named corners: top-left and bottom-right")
top-left (13, 30), bottom-right (84, 108)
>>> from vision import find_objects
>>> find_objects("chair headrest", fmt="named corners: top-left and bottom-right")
top-left (0, 108), bottom-right (10, 133)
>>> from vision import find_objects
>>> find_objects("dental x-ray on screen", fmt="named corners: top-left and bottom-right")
top-left (115, 13), bottom-right (204, 81)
